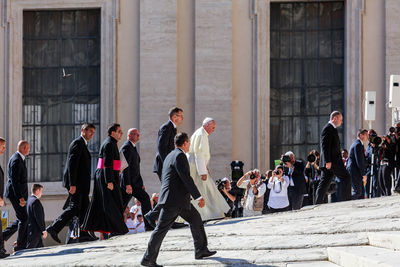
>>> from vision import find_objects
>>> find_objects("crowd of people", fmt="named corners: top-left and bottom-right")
top-left (217, 111), bottom-right (400, 220)
top-left (0, 108), bottom-right (399, 267)
top-left (0, 107), bottom-right (219, 267)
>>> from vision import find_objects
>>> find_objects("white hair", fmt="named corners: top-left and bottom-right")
top-left (202, 117), bottom-right (215, 126)
top-left (285, 151), bottom-right (295, 157)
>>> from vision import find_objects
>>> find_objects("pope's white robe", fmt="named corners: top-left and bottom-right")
top-left (187, 127), bottom-right (230, 221)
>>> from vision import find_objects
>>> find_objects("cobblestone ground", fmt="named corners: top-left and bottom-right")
top-left (2, 195), bottom-right (400, 266)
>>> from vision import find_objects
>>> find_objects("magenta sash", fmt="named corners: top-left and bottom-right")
top-left (97, 158), bottom-right (121, 171)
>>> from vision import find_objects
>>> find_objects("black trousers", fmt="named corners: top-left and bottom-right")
top-left (121, 186), bottom-right (152, 230)
top-left (350, 173), bottom-right (364, 200)
top-left (0, 224), bottom-right (5, 254)
top-left (378, 164), bottom-right (392, 196)
top-left (315, 165), bottom-right (351, 204)
top-left (26, 234), bottom-right (43, 249)
top-left (143, 204), bottom-right (207, 263)
top-left (48, 192), bottom-right (89, 234)
top-left (288, 188), bottom-right (304, 210)
top-left (3, 196), bottom-right (28, 250)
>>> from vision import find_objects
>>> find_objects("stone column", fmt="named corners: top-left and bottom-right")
top-left (385, 0), bottom-right (400, 130)
top-left (177, 0), bottom-right (195, 134)
top-left (363, 0), bottom-right (385, 133)
top-left (232, 0), bottom-right (253, 169)
top-left (117, 0), bottom-right (140, 131)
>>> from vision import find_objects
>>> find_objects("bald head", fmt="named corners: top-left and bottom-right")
top-left (127, 128), bottom-right (140, 144)
top-left (17, 140), bottom-right (30, 156)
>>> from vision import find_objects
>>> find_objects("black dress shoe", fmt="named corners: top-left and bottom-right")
top-left (195, 249), bottom-right (217, 260)
top-left (47, 227), bottom-right (61, 243)
top-left (144, 213), bottom-right (156, 229)
top-left (140, 258), bottom-right (163, 267)
top-left (0, 253), bottom-right (10, 259)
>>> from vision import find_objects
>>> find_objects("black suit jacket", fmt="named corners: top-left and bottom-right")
top-left (120, 140), bottom-right (143, 189)
top-left (5, 152), bottom-right (28, 201)
top-left (62, 136), bottom-right (92, 195)
top-left (320, 123), bottom-right (342, 168)
top-left (290, 160), bottom-right (307, 194)
top-left (153, 121), bottom-right (177, 175)
top-left (0, 164), bottom-right (4, 199)
top-left (346, 139), bottom-right (366, 178)
top-left (27, 195), bottom-right (45, 238)
top-left (158, 148), bottom-right (201, 210)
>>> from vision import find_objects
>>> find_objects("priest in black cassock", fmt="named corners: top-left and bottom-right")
top-left (82, 123), bottom-right (128, 235)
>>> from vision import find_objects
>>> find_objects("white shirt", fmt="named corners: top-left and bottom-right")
top-left (134, 220), bottom-right (145, 233)
top-left (81, 135), bottom-right (88, 146)
top-left (329, 121), bottom-right (337, 129)
top-left (129, 140), bottom-right (136, 148)
top-left (267, 176), bottom-right (290, 209)
top-left (239, 180), bottom-right (266, 211)
top-left (126, 218), bottom-right (136, 234)
top-left (130, 205), bottom-right (142, 223)
top-left (17, 151), bottom-right (25, 161)
top-left (170, 120), bottom-right (177, 129)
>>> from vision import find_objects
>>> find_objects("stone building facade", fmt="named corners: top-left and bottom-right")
top-left (0, 0), bottom-right (398, 250)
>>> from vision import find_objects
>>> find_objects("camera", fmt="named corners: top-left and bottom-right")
top-left (231, 161), bottom-right (244, 182)
top-left (216, 179), bottom-right (227, 191)
top-left (249, 172), bottom-right (256, 180)
top-left (369, 133), bottom-right (382, 146)
top-left (307, 153), bottom-right (316, 163)
top-left (273, 169), bottom-right (281, 176)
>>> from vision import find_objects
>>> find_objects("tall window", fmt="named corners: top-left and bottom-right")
top-left (23, 10), bottom-right (101, 182)
top-left (270, 2), bottom-right (344, 165)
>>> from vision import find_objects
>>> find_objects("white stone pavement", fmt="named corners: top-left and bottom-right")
top-left (3, 195), bottom-right (400, 266)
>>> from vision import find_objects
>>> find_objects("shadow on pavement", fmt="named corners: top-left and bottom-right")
top-left (9, 246), bottom-right (107, 259)
top-left (208, 217), bottom-right (260, 226)
top-left (210, 256), bottom-right (275, 266)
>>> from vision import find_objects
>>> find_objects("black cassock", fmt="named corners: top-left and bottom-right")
top-left (82, 136), bottom-right (128, 234)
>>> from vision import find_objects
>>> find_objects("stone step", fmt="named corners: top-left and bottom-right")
top-left (327, 246), bottom-right (400, 267)
top-left (368, 231), bottom-right (400, 251)
top-left (287, 261), bottom-right (341, 267)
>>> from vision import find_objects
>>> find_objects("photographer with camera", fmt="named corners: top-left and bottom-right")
top-left (390, 123), bottom-right (400, 193)
top-left (304, 150), bottom-right (321, 205)
top-left (378, 134), bottom-right (396, 196)
top-left (217, 177), bottom-right (236, 217)
top-left (237, 169), bottom-right (266, 217)
top-left (366, 129), bottom-right (380, 197)
top-left (282, 152), bottom-right (306, 210)
top-left (266, 165), bottom-right (290, 213)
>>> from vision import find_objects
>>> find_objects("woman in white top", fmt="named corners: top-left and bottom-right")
top-left (267, 165), bottom-right (290, 213)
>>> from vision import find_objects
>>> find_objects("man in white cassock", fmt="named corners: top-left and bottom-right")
top-left (187, 118), bottom-right (230, 221)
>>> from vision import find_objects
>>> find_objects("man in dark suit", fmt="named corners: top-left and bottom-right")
top-left (141, 133), bottom-right (216, 267)
top-left (120, 128), bottom-right (152, 230)
top-left (0, 138), bottom-right (9, 258)
top-left (153, 107), bottom-right (183, 180)
top-left (347, 129), bottom-right (368, 200)
top-left (283, 151), bottom-right (306, 210)
top-left (46, 123), bottom-right (96, 244)
top-left (315, 111), bottom-right (352, 204)
top-left (26, 184), bottom-right (47, 248)
top-left (145, 107), bottom-right (183, 227)
top-left (3, 140), bottom-right (30, 251)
